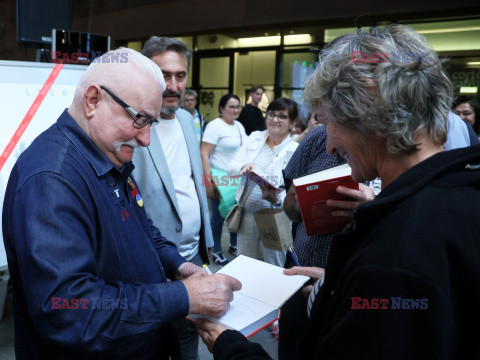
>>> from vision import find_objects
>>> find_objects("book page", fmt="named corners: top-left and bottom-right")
top-left (188, 292), bottom-right (278, 337)
top-left (248, 168), bottom-right (279, 190)
top-left (217, 255), bottom-right (309, 308)
top-left (293, 163), bottom-right (351, 186)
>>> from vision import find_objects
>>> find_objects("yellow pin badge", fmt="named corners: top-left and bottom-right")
top-left (127, 177), bottom-right (143, 207)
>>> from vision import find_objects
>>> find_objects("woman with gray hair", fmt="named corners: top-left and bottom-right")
top-left (195, 24), bottom-right (480, 360)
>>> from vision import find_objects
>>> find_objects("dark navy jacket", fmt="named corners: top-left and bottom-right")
top-left (3, 110), bottom-right (189, 359)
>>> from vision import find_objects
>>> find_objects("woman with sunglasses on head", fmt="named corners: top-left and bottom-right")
top-left (201, 94), bottom-right (246, 266)
top-left (227, 97), bottom-right (299, 267)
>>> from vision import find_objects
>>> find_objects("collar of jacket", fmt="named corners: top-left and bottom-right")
top-left (247, 130), bottom-right (294, 151)
top-left (352, 144), bottom-right (480, 229)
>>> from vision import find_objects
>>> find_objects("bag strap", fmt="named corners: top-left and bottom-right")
top-left (237, 180), bottom-right (254, 206)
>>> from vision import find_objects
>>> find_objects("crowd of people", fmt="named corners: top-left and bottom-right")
top-left (2, 24), bottom-right (480, 360)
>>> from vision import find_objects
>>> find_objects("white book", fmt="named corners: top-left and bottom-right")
top-left (188, 255), bottom-right (309, 337)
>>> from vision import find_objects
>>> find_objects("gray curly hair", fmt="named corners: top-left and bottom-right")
top-left (303, 24), bottom-right (453, 154)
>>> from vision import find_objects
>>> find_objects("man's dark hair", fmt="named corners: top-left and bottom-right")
top-left (141, 36), bottom-right (192, 67)
top-left (250, 85), bottom-right (265, 93)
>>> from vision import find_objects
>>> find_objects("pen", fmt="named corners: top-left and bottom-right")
top-left (202, 264), bottom-right (212, 275)
top-left (288, 246), bottom-right (301, 267)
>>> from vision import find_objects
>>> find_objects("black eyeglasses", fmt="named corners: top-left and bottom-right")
top-left (100, 86), bottom-right (159, 129)
top-left (266, 111), bottom-right (289, 121)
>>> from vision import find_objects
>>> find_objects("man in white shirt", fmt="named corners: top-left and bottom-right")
top-left (132, 37), bottom-right (213, 360)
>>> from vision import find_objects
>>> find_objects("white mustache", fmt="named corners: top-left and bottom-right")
top-left (113, 139), bottom-right (140, 153)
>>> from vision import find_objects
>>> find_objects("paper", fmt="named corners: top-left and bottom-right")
top-left (218, 255), bottom-right (307, 308)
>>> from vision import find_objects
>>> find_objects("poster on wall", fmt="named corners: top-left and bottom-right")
top-left (0, 61), bottom-right (87, 271)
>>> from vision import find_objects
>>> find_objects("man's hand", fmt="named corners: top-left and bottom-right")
top-left (284, 266), bottom-right (325, 297)
top-left (183, 273), bottom-right (242, 317)
top-left (195, 318), bottom-right (228, 353)
top-left (176, 262), bottom-right (203, 280)
top-left (326, 183), bottom-right (375, 218)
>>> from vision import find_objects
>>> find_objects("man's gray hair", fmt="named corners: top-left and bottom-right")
top-left (141, 36), bottom-right (192, 66)
top-left (185, 89), bottom-right (198, 99)
top-left (304, 24), bottom-right (452, 154)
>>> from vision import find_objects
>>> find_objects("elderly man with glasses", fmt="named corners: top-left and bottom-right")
top-left (2, 48), bottom-right (241, 360)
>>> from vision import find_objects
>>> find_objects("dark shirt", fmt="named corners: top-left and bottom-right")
top-left (238, 104), bottom-right (265, 135)
top-left (464, 119), bottom-right (480, 145)
top-left (284, 126), bottom-right (343, 268)
top-left (2, 110), bottom-right (189, 359)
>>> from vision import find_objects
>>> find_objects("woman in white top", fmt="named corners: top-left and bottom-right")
top-left (201, 94), bottom-right (247, 266)
top-left (228, 97), bottom-right (299, 266)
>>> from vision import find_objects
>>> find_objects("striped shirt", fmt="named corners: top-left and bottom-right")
top-left (284, 125), bottom-right (344, 268)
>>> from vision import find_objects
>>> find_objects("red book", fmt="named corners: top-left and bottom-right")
top-left (293, 163), bottom-right (359, 236)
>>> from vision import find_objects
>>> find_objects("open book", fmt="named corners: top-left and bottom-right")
top-left (246, 167), bottom-right (279, 191)
top-left (188, 255), bottom-right (309, 337)
top-left (293, 163), bottom-right (358, 236)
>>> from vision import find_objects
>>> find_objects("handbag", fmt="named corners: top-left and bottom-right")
top-left (225, 203), bottom-right (244, 232)
top-left (225, 182), bottom-right (254, 232)
top-left (210, 168), bottom-right (239, 218)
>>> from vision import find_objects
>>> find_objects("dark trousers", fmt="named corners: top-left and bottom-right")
top-left (278, 289), bottom-right (309, 360)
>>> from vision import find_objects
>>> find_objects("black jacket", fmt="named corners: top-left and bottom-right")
top-left (214, 145), bottom-right (480, 360)
top-left (299, 145), bottom-right (480, 360)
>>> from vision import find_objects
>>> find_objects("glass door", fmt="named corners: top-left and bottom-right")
top-left (197, 56), bottom-right (232, 121)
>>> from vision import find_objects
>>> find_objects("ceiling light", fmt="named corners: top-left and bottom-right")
top-left (417, 27), bottom-right (480, 34)
top-left (459, 86), bottom-right (478, 94)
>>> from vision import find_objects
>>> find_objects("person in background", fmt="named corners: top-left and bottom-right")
top-left (238, 85), bottom-right (266, 135)
top-left (133, 37), bottom-right (214, 360)
top-left (453, 95), bottom-right (480, 139)
top-left (183, 89), bottom-right (207, 145)
top-left (195, 24), bottom-right (480, 360)
top-left (201, 94), bottom-right (246, 266)
top-left (290, 115), bottom-right (307, 135)
top-left (228, 97), bottom-right (299, 267)
top-left (2, 48), bottom-right (241, 360)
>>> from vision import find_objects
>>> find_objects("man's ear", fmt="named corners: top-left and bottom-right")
top-left (83, 85), bottom-right (102, 119)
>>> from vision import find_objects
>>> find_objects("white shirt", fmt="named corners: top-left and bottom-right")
top-left (156, 117), bottom-right (201, 260)
top-left (202, 118), bottom-right (246, 171)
